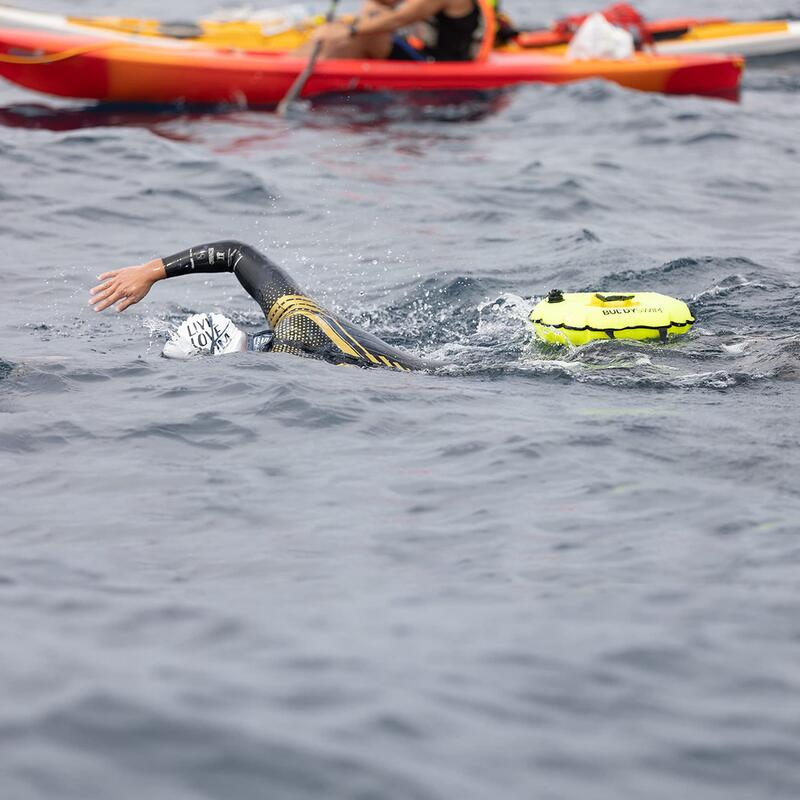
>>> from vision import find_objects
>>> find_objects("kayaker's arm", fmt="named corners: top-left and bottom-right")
top-left (350, 0), bottom-right (447, 36)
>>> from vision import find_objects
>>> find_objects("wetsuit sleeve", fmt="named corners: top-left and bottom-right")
top-left (161, 240), bottom-right (304, 322)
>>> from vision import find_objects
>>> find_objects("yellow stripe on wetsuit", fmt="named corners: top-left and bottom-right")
top-left (268, 294), bottom-right (322, 327)
top-left (268, 293), bottom-right (409, 370)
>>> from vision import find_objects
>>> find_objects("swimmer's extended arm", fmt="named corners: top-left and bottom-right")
top-left (90, 258), bottom-right (165, 312)
top-left (90, 241), bottom-right (301, 319)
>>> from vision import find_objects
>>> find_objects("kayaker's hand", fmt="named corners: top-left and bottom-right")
top-left (312, 21), bottom-right (350, 44)
top-left (89, 259), bottom-right (166, 313)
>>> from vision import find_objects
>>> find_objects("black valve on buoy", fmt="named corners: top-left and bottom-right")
top-left (547, 289), bottom-right (565, 303)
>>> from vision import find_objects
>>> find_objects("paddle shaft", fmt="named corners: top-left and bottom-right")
top-left (276, 0), bottom-right (341, 115)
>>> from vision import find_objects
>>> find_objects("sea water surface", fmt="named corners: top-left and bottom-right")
top-left (2, 1), bottom-right (800, 798)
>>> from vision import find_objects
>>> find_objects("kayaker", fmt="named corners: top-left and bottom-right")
top-left (308, 0), bottom-right (495, 62)
top-left (89, 241), bottom-right (439, 372)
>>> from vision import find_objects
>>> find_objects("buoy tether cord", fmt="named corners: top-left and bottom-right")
top-left (0, 41), bottom-right (116, 64)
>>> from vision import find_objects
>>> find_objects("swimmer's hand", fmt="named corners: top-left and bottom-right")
top-left (89, 259), bottom-right (166, 313)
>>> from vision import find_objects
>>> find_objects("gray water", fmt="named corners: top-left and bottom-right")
top-left (2, 1), bottom-right (800, 798)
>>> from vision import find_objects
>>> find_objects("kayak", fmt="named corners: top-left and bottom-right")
top-left (517, 19), bottom-right (800, 60)
top-left (0, 28), bottom-right (743, 104)
top-left (1, 5), bottom-right (798, 62)
top-left (0, 4), bottom-right (319, 51)
top-left (515, 16), bottom-right (725, 49)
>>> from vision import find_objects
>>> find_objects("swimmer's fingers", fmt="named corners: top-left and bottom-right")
top-left (91, 263), bottom-right (156, 312)
top-left (93, 285), bottom-right (128, 312)
top-left (113, 287), bottom-right (142, 312)
top-left (89, 274), bottom-right (124, 303)
top-left (113, 281), bottom-right (151, 312)
top-left (115, 296), bottom-right (137, 312)
top-left (91, 267), bottom-right (135, 296)
top-left (96, 270), bottom-right (120, 281)
top-left (93, 295), bottom-right (122, 313)
top-left (89, 282), bottom-right (119, 309)
top-left (89, 279), bottom-right (113, 297)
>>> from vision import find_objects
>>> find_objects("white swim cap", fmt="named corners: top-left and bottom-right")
top-left (162, 313), bottom-right (247, 359)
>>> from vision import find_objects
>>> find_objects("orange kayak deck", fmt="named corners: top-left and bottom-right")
top-left (0, 28), bottom-right (744, 105)
top-left (516, 16), bottom-right (729, 48)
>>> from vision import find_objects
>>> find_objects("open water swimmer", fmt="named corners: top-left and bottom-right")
top-left (89, 240), bottom-right (695, 370)
top-left (89, 240), bottom-right (440, 371)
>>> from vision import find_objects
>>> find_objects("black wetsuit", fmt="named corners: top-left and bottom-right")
top-left (162, 241), bottom-right (437, 372)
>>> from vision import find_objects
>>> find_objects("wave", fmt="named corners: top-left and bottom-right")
top-left (352, 258), bottom-right (800, 388)
top-left (0, 358), bottom-right (14, 382)
top-left (7, 690), bottom-right (439, 800)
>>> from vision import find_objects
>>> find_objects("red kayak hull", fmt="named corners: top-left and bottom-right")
top-left (0, 28), bottom-right (743, 104)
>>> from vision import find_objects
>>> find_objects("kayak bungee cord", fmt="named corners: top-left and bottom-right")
top-left (276, 0), bottom-right (341, 116)
top-left (0, 41), bottom-right (116, 64)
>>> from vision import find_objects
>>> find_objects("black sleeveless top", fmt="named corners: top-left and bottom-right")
top-left (424, 2), bottom-right (481, 61)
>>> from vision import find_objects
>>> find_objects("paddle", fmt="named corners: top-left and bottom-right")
top-left (276, 0), bottom-right (342, 116)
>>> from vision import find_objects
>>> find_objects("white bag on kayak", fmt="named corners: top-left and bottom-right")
top-left (566, 12), bottom-right (634, 60)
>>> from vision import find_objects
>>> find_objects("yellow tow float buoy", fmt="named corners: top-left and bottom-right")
top-left (530, 290), bottom-right (695, 346)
